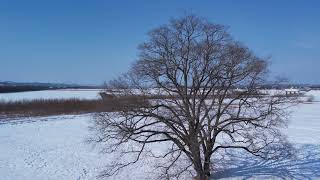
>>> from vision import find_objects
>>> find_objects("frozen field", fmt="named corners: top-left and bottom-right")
top-left (0, 89), bottom-right (102, 101)
top-left (0, 90), bottom-right (319, 179)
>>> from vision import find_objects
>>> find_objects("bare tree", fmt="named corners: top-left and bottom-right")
top-left (92, 15), bottom-right (297, 180)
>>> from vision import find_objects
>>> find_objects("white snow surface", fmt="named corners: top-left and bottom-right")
top-left (0, 89), bottom-right (102, 101)
top-left (213, 91), bottom-right (320, 179)
top-left (0, 115), bottom-right (154, 180)
top-left (0, 90), bottom-right (319, 179)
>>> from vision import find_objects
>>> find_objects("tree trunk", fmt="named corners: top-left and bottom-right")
top-left (193, 161), bottom-right (211, 180)
top-left (194, 157), bottom-right (211, 180)
top-left (193, 160), bottom-right (204, 180)
top-left (194, 172), bottom-right (209, 180)
top-left (203, 159), bottom-right (211, 179)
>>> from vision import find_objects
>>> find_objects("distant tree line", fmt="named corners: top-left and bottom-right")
top-left (0, 85), bottom-right (54, 93)
top-left (0, 84), bottom-right (103, 93)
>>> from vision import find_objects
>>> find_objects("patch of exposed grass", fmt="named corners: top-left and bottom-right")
top-left (0, 95), bottom-right (151, 119)
top-left (0, 99), bottom-right (102, 119)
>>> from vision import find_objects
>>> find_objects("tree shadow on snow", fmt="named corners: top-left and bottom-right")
top-left (212, 144), bottom-right (320, 180)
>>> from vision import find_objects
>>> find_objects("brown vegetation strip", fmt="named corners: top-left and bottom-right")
top-left (0, 93), bottom-right (303, 120)
top-left (0, 95), bottom-right (153, 119)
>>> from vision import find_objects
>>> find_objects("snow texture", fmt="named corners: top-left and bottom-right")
top-left (0, 90), bottom-right (319, 179)
top-left (0, 89), bottom-right (102, 101)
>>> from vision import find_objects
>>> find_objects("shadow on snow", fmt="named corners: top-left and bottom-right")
top-left (212, 144), bottom-right (320, 180)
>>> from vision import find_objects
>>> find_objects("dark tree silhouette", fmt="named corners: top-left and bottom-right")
top-left (93, 15), bottom-right (298, 180)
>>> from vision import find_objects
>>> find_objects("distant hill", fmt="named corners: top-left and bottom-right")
top-left (0, 81), bottom-right (103, 93)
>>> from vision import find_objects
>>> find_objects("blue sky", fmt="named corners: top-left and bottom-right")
top-left (0, 0), bottom-right (319, 85)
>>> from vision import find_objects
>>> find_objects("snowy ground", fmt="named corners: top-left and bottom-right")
top-left (0, 115), bottom-right (155, 180)
top-left (0, 90), bottom-right (319, 179)
top-left (213, 91), bottom-right (320, 179)
top-left (0, 89), bottom-right (102, 101)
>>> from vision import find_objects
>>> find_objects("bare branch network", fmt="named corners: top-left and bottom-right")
top-left (91, 15), bottom-right (300, 180)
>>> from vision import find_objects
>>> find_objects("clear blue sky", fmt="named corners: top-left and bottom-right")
top-left (1, 0), bottom-right (319, 85)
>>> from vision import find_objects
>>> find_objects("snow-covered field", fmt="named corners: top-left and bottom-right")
top-left (213, 91), bottom-right (320, 179)
top-left (0, 90), bottom-right (319, 179)
top-left (0, 89), bottom-right (102, 101)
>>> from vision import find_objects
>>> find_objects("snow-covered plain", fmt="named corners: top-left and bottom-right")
top-left (0, 90), bottom-right (319, 179)
top-left (0, 89), bottom-right (102, 101)
top-left (213, 91), bottom-right (320, 179)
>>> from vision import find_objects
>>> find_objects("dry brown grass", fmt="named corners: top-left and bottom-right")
top-left (0, 95), bottom-right (151, 119)
top-left (0, 99), bottom-right (101, 119)
top-left (0, 91), bottom-right (298, 120)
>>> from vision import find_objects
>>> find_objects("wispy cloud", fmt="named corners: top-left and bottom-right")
top-left (293, 40), bottom-right (317, 49)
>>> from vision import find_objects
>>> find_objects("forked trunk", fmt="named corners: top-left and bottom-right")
top-left (194, 173), bottom-right (210, 180)
top-left (194, 159), bottom-right (211, 180)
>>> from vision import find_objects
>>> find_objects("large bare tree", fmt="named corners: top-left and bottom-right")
top-left (93, 15), bottom-right (297, 179)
